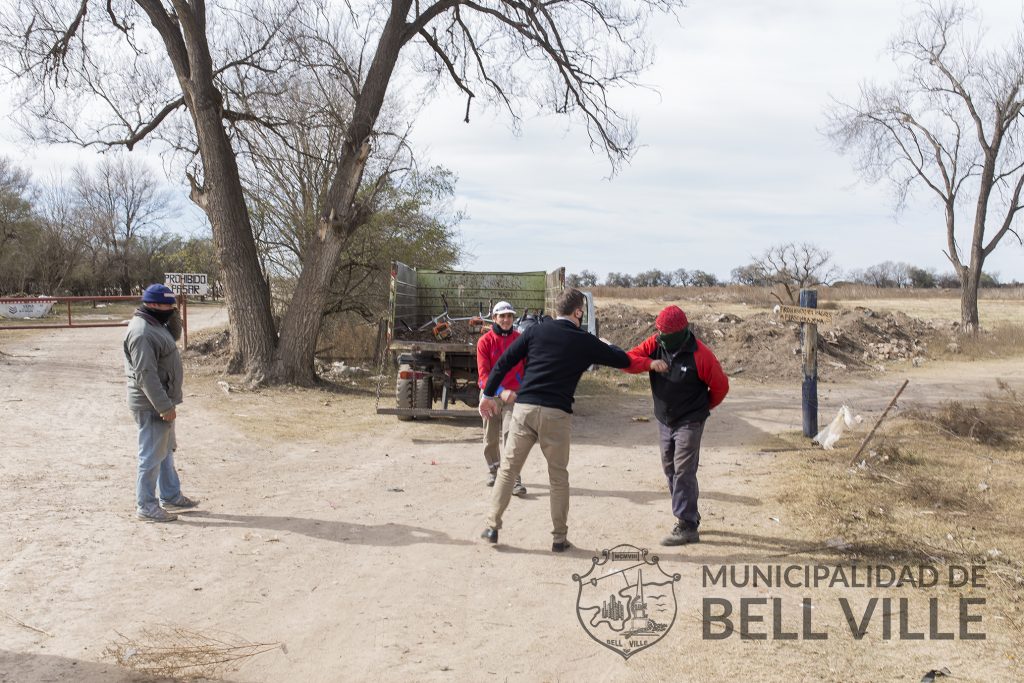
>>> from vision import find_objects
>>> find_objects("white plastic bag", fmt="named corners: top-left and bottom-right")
top-left (813, 405), bottom-right (863, 450)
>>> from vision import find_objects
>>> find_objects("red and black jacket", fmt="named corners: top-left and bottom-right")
top-left (626, 332), bottom-right (729, 428)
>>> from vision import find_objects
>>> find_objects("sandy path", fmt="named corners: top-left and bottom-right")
top-left (0, 310), bottom-right (1017, 682)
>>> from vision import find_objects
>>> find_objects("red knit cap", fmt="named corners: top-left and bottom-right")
top-left (655, 305), bottom-right (688, 333)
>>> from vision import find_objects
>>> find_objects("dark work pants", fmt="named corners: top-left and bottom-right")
top-left (658, 420), bottom-right (705, 527)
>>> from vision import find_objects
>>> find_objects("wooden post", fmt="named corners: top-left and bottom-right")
top-left (800, 288), bottom-right (818, 437)
top-left (181, 293), bottom-right (188, 350)
top-left (849, 379), bottom-right (910, 466)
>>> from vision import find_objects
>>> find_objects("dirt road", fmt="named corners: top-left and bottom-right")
top-left (1, 308), bottom-right (1019, 682)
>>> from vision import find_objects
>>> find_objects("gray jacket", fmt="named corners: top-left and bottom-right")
top-left (123, 311), bottom-right (183, 414)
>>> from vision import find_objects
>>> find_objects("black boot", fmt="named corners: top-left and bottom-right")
top-left (661, 521), bottom-right (699, 546)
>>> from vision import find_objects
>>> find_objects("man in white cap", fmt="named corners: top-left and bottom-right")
top-left (123, 283), bottom-right (199, 522)
top-left (476, 300), bottom-right (527, 496)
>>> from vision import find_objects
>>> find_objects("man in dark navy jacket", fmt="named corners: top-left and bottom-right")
top-left (479, 288), bottom-right (630, 552)
top-left (624, 305), bottom-right (729, 545)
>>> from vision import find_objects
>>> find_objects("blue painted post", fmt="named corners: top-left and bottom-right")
top-left (800, 288), bottom-right (818, 437)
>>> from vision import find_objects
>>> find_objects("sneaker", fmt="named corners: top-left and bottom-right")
top-left (486, 466), bottom-right (498, 487)
top-left (661, 521), bottom-right (699, 546)
top-left (137, 508), bottom-right (178, 523)
top-left (512, 477), bottom-right (527, 497)
top-left (161, 495), bottom-right (200, 509)
top-left (480, 527), bottom-right (498, 544)
top-left (552, 540), bottom-right (573, 553)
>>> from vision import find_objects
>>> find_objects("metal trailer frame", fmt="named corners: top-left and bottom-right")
top-left (376, 263), bottom-right (565, 420)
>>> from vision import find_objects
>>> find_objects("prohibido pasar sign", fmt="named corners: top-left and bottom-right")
top-left (164, 273), bottom-right (209, 297)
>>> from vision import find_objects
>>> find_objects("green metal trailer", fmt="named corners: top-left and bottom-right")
top-left (376, 262), bottom-right (569, 420)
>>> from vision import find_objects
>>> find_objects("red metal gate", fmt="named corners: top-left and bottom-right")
top-left (0, 295), bottom-right (190, 348)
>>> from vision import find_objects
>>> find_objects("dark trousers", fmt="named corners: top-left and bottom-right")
top-left (658, 420), bottom-right (705, 526)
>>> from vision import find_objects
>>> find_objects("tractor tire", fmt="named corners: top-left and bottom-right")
top-left (414, 377), bottom-right (433, 412)
top-left (395, 366), bottom-right (415, 421)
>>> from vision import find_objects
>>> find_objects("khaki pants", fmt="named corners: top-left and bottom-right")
top-left (487, 403), bottom-right (572, 543)
top-left (481, 392), bottom-right (513, 469)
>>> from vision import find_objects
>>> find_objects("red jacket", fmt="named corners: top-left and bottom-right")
top-left (622, 335), bottom-right (729, 423)
top-left (477, 328), bottom-right (525, 392)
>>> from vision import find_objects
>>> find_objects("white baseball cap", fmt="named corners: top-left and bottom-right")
top-left (491, 301), bottom-right (516, 316)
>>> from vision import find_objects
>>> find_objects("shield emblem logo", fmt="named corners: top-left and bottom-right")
top-left (572, 544), bottom-right (680, 659)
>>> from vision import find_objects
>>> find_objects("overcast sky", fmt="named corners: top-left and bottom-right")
top-left (2, 0), bottom-right (1023, 282)
top-left (411, 0), bottom-right (1024, 281)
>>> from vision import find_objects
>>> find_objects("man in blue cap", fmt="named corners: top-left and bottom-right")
top-left (123, 284), bottom-right (199, 522)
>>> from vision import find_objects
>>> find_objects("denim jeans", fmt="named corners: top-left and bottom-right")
top-left (658, 420), bottom-right (705, 527)
top-left (133, 409), bottom-right (182, 514)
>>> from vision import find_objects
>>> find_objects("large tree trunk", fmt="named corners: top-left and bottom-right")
top-left (959, 267), bottom-right (981, 334)
top-left (136, 1), bottom-right (280, 383)
top-left (190, 96), bottom-right (278, 381)
top-left (961, 144), bottom-right (999, 336)
top-left (272, 231), bottom-right (349, 385)
top-left (270, 1), bottom-right (412, 384)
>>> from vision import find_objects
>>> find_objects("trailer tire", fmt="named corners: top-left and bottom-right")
top-left (414, 377), bottom-right (433, 413)
top-left (395, 368), bottom-right (415, 421)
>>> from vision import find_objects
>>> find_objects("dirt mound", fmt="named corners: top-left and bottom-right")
top-left (182, 328), bottom-right (232, 368)
top-left (596, 303), bottom-right (938, 382)
top-left (596, 303), bottom-right (657, 349)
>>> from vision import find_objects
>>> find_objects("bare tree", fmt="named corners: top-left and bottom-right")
top-left (730, 263), bottom-right (769, 287)
top-left (687, 270), bottom-right (720, 288)
top-left (73, 154), bottom-right (175, 294)
top-left (568, 269), bottom-right (599, 288)
top-left (859, 260), bottom-right (913, 288)
top-left (634, 268), bottom-right (671, 287)
top-left (604, 272), bottom-right (633, 288)
top-left (826, 0), bottom-right (1024, 332)
top-left (32, 177), bottom-right (92, 293)
top-left (235, 62), bottom-right (463, 328)
top-left (746, 242), bottom-right (839, 303)
top-left (1, 0), bottom-right (683, 384)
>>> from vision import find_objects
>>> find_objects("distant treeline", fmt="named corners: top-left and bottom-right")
top-left (0, 155), bottom-right (220, 298)
top-left (568, 242), bottom-right (1019, 292)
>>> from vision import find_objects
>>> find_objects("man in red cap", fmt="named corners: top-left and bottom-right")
top-left (623, 305), bottom-right (728, 545)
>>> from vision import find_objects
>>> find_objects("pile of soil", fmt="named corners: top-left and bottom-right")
top-left (597, 303), bottom-right (939, 382)
top-left (182, 328), bottom-right (232, 368)
top-left (597, 303), bottom-right (658, 349)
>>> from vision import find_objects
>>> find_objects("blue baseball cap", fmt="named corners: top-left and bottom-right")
top-left (142, 283), bottom-right (176, 305)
